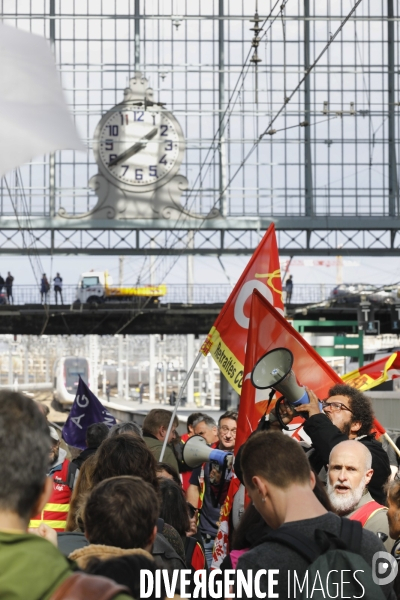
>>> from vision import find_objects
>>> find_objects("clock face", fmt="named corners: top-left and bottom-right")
top-left (96, 108), bottom-right (182, 188)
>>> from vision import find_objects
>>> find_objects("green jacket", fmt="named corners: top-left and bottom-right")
top-left (143, 435), bottom-right (179, 473)
top-left (0, 531), bottom-right (132, 600)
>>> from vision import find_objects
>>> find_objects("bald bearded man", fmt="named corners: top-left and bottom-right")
top-left (327, 440), bottom-right (394, 552)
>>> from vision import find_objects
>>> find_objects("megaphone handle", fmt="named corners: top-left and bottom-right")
top-left (214, 461), bottom-right (228, 506)
top-left (275, 396), bottom-right (290, 431)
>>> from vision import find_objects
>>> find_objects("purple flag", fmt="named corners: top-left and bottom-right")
top-left (62, 376), bottom-right (116, 450)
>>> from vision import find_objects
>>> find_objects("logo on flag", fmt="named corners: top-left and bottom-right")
top-left (62, 376), bottom-right (116, 449)
top-left (343, 353), bottom-right (400, 391)
top-left (202, 224), bottom-right (283, 394)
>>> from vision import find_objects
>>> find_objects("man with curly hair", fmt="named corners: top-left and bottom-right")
top-left (298, 383), bottom-right (391, 504)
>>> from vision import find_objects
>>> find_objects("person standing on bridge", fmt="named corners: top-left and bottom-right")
top-left (40, 274), bottom-right (50, 304)
top-left (285, 274), bottom-right (293, 304)
top-left (53, 272), bottom-right (64, 305)
top-left (5, 272), bottom-right (13, 304)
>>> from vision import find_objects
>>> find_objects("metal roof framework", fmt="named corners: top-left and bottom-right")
top-left (0, 0), bottom-right (399, 256)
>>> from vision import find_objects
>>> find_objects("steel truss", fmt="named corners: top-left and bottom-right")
top-left (0, 217), bottom-right (399, 255)
top-left (1, 1), bottom-right (399, 258)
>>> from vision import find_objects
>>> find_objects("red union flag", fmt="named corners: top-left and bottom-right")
top-left (234, 289), bottom-right (343, 450)
top-left (343, 352), bottom-right (400, 391)
top-left (201, 224), bottom-right (284, 394)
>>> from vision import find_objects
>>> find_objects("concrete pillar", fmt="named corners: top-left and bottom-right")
top-left (24, 340), bottom-right (29, 384)
top-left (119, 256), bottom-right (125, 286)
top-left (89, 335), bottom-right (99, 394)
top-left (117, 335), bottom-right (123, 397)
top-left (125, 337), bottom-right (129, 400)
top-left (149, 334), bottom-right (156, 402)
top-left (163, 360), bottom-right (167, 404)
top-left (187, 231), bottom-right (194, 304)
top-left (8, 343), bottom-right (13, 387)
top-left (220, 373), bottom-right (239, 411)
top-left (102, 368), bottom-right (106, 397)
top-left (208, 354), bottom-right (216, 407)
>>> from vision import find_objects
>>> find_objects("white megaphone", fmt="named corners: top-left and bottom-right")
top-left (183, 435), bottom-right (233, 469)
top-left (251, 347), bottom-right (309, 406)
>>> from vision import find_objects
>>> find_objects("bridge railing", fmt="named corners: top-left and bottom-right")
top-left (160, 284), bottom-right (336, 305)
top-left (0, 285), bottom-right (78, 306)
top-left (0, 283), bottom-right (336, 306)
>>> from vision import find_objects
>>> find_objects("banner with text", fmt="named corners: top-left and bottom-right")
top-left (62, 377), bottom-right (116, 450)
top-left (202, 224), bottom-right (283, 394)
top-left (343, 352), bottom-right (400, 391)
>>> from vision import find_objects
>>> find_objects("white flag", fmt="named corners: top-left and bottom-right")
top-left (0, 22), bottom-right (85, 178)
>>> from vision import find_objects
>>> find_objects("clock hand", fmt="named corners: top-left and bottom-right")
top-left (108, 127), bottom-right (158, 167)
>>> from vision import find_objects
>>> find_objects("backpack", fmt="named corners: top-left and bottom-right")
top-left (52, 461), bottom-right (79, 490)
top-left (266, 518), bottom-right (386, 600)
top-left (49, 572), bottom-right (131, 600)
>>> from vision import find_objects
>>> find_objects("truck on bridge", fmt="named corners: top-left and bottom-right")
top-left (76, 271), bottom-right (166, 304)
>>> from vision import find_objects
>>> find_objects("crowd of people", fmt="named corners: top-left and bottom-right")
top-left (1, 383), bottom-right (400, 598)
top-left (0, 271), bottom-right (14, 303)
top-left (0, 272), bottom-right (63, 305)
top-left (40, 273), bottom-right (64, 305)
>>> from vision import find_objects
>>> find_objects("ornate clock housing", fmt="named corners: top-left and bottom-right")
top-left (58, 72), bottom-right (218, 221)
top-left (93, 100), bottom-right (185, 194)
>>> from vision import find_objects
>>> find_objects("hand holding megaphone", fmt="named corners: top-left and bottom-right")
top-left (251, 348), bottom-right (322, 429)
top-left (293, 387), bottom-right (321, 418)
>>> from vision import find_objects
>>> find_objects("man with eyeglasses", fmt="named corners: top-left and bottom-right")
top-left (297, 383), bottom-right (391, 505)
top-left (187, 410), bottom-right (238, 567)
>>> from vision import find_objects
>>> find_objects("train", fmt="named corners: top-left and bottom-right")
top-left (53, 356), bottom-right (90, 410)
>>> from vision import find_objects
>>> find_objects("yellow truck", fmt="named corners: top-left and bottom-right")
top-left (76, 271), bottom-right (166, 304)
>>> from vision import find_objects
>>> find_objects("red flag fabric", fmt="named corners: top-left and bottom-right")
top-left (343, 352), bottom-right (400, 391)
top-left (201, 224), bottom-right (283, 394)
top-left (235, 290), bottom-right (387, 450)
top-left (211, 476), bottom-right (241, 569)
top-left (235, 290), bottom-right (344, 450)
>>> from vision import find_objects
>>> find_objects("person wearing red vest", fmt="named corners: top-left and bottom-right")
top-left (173, 412), bottom-right (205, 492)
top-left (187, 411), bottom-right (237, 567)
top-left (30, 426), bottom-right (74, 532)
top-left (327, 439), bottom-right (394, 551)
top-left (386, 479), bottom-right (400, 599)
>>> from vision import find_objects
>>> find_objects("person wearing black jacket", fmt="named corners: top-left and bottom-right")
top-left (298, 383), bottom-right (391, 505)
top-left (72, 422), bottom-right (109, 469)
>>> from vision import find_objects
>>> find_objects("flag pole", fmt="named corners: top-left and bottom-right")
top-left (383, 431), bottom-right (400, 458)
top-left (159, 350), bottom-right (203, 462)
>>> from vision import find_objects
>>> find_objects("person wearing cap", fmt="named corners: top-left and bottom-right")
top-left (29, 426), bottom-right (76, 532)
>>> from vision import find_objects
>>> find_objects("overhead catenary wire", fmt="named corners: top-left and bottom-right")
top-left (16, 170), bottom-right (46, 278)
top-left (2, 176), bottom-right (43, 287)
top-left (130, 1), bottom-right (286, 288)
top-left (135, 0), bottom-right (287, 284)
top-left (3, 172), bottom-right (51, 334)
top-left (215, 0), bottom-right (365, 210)
top-left (145, 0), bottom-right (365, 286)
